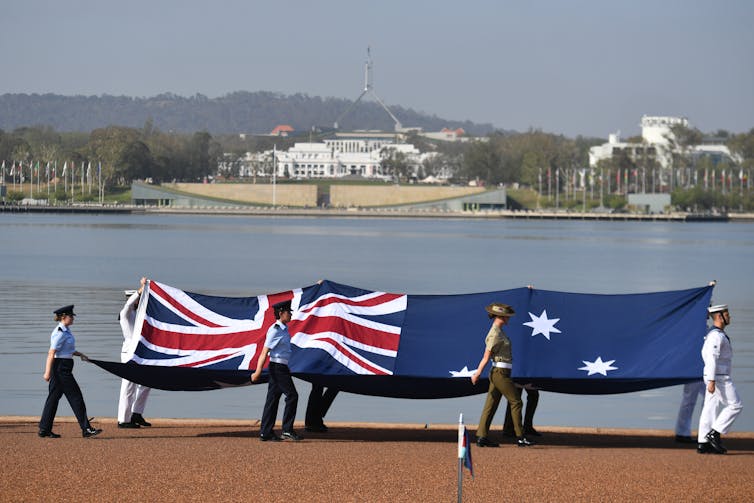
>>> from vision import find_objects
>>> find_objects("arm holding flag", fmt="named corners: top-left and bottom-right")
top-left (251, 346), bottom-right (269, 383)
top-left (470, 350), bottom-right (491, 385)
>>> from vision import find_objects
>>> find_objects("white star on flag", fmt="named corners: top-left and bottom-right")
top-left (578, 356), bottom-right (618, 376)
top-left (523, 310), bottom-right (561, 340)
top-left (449, 366), bottom-right (475, 377)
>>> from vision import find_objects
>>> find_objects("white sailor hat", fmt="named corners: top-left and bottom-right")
top-left (707, 304), bottom-right (728, 314)
top-left (124, 289), bottom-right (138, 297)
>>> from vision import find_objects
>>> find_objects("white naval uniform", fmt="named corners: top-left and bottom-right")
top-left (697, 327), bottom-right (743, 443)
top-left (117, 292), bottom-right (151, 423)
top-left (675, 380), bottom-right (705, 437)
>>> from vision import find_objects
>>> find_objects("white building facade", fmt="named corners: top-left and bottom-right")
top-left (589, 115), bottom-right (736, 170)
top-left (239, 137), bottom-right (431, 180)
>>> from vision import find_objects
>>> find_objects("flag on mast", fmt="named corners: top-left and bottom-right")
top-left (457, 412), bottom-right (473, 503)
top-left (458, 413), bottom-right (473, 478)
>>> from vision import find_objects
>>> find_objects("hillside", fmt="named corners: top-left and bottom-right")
top-left (0, 91), bottom-right (495, 136)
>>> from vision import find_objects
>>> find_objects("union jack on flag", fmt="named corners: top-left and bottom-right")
top-left (127, 280), bottom-right (407, 376)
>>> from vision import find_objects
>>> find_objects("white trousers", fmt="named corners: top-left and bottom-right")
top-left (675, 381), bottom-right (704, 436)
top-left (118, 379), bottom-right (151, 423)
top-left (697, 376), bottom-right (743, 442)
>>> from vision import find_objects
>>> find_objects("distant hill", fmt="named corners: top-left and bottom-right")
top-left (0, 91), bottom-right (496, 136)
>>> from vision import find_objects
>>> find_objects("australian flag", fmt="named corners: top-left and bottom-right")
top-left (94, 280), bottom-right (713, 397)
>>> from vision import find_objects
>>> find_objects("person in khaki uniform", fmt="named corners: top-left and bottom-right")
top-left (471, 302), bottom-right (534, 447)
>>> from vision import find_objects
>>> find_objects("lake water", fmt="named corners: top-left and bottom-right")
top-left (1, 213), bottom-right (752, 432)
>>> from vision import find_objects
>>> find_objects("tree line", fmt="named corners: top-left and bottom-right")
top-left (0, 92), bottom-right (495, 136)
top-left (2, 122), bottom-right (754, 211)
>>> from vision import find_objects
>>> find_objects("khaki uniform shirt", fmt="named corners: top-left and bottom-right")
top-left (485, 324), bottom-right (512, 364)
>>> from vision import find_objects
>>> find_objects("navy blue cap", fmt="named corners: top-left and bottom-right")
top-left (273, 300), bottom-right (292, 312)
top-left (54, 304), bottom-right (76, 316)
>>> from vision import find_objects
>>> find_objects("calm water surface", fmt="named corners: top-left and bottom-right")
top-left (1, 213), bottom-right (752, 431)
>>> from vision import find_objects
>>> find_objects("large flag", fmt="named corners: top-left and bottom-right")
top-left (93, 280), bottom-right (713, 397)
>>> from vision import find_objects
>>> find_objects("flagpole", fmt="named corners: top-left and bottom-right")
top-left (272, 144), bottom-right (277, 208)
top-left (457, 413), bottom-right (463, 503)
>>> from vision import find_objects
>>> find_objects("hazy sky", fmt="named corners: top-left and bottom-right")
top-left (2, 0), bottom-right (752, 138)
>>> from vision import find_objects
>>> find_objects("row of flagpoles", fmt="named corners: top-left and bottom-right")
top-left (0, 160), bottom-right (105, 203)
top-left (538, 166), bottom-right (752, 203)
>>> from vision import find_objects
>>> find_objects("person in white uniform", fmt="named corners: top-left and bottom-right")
top-left (117, 277), bottom-right (152, 428)
top-left (674, 380), bottom-right (705, 443)
top-left (696, 304), bottom-right (743, 454)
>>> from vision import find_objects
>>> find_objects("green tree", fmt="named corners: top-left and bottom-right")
top-left (88, 126), bottom-right (142, 185)
top-left (379, 147), bottom-right (409, 181)
top-left (462, 139), bottom-right (500, 184)
top-left (116, 140), bottom-right (154, 183)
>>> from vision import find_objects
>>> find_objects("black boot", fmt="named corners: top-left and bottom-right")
top-left (131, 413), bottom-right (152, 427)
top-left (704, 430), bottom-right (727, 454)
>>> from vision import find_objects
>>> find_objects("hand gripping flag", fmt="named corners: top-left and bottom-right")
top-left (92, 280), bottom-right (713, 397)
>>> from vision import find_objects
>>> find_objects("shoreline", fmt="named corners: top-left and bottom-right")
top-left (2, 203), bottom-right (752, 222)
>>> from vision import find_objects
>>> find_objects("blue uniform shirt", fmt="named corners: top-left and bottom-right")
top-left (50, 323), bottom-right (76, 359)
top-left (264, 320), bottom-right (292, 364)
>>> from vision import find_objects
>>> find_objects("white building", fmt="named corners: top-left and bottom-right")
top-left (238, 135), bottom-right (432, 180)
top-left (589, 115), bottom-right (736, 170)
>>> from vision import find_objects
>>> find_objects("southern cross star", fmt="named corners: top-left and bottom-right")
top-left (578, 356), bottom-right (618, 376)
top-left (523, 310), bottom-right (562, 340)
top-left (449, 366), bottom-right (475, 377)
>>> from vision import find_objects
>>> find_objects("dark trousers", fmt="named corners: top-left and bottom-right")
top-left (504, 388), bottom-right (540, 433)
top-left (305, 384), bottom-right (339, 427)
top-left (260, 362), bottom-right (298, 437)
top-left (39, 358), bottom-right (90, 432)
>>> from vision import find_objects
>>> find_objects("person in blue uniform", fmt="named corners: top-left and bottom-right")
top-left (251, 300), bottom-right (303, 441)
top-left (39, 305), bottom-right (102, 438)
top-left (305, 384), bottom-right (339, 432)
top-left (696, 304), bottom-right (743, 454)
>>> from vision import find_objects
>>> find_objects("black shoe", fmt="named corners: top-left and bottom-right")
top-left (517, 437), bottom-right (535, 447)
top-left (305, 424), bottom-right (328, 433)
top-left (675, 435), bottom-right (695, 444)
top-left (82, 427), bottom-right (102, 438)
top-left (118, 421), bottom-right (140, 429)
top-left (131, 413), bottom-right (152, 427)
top-left (697, 443), bottom-right (713, 454)
top-left (476, 436), bottom-right (499, 447)
top-left (705, 430), bottom-right (727, 454)
top-left (260, 434), bottom-right (282, 442)
top-left (524, 427), bottom-right (542, 437)
top-left (282, 431), bottom-right (303, 441)
top-left (38, 430), bottom-right (61, 438)
top-left (501, 430), bottom-right (516, 438)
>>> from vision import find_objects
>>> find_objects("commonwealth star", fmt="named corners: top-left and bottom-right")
top-left (523, 310), bottom-right (562, 340)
